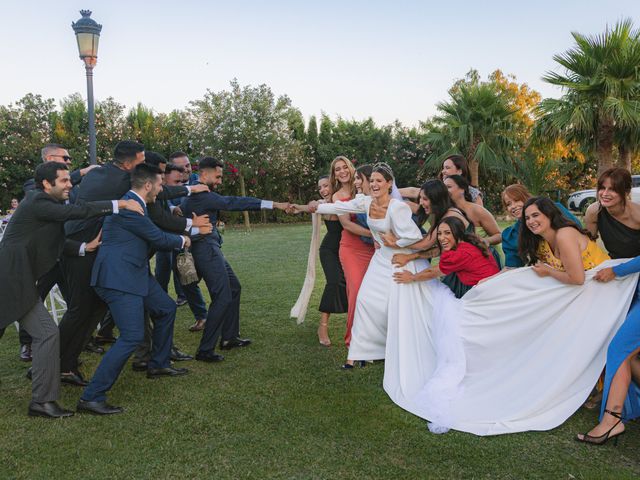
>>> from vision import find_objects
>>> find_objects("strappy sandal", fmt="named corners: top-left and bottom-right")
top-left (575, 409), bottom-right (625, 446)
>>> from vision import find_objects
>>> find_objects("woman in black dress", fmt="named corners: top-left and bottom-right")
top-left (317, 175), bottom-right (348, 346)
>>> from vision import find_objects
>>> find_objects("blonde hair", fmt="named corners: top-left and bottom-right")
top-left (328, 155), bottom-right (356, 198)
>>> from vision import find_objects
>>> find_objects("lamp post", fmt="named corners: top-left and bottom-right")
top-left (72, 10), bottom-right (102, 165)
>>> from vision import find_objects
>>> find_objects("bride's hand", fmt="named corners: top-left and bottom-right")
top-left (393, 270), bottom-right (414, 284)
top-left (392, 253), bottom-right (413, 267)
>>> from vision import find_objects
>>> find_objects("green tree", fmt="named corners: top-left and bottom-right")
top-left (51, 93), bottom-right (89, 166)
top-left (306, 115), bottom-right (319, 166)
top-left (536, 19), bottom-right (640, 174)
top-left (422, 80), bottom-right (516, 185)
top-left (95, 96), bottom-right (127, 163)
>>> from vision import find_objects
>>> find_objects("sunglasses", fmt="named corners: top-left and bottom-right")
top-left (51, 154), bottom-right (72, 162)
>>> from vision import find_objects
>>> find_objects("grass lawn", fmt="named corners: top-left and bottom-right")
top-left (0, 223), bottom-right (638, 479)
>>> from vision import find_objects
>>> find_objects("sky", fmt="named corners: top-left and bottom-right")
top-left (1, 0), bottom-right (639, 127)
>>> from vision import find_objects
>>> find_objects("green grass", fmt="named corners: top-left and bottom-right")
top-left (0, 223), bottom-right (638, 479)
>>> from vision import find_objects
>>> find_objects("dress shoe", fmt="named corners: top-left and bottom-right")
top-left (77, 399), bottom-right (123, 415)
top-left (195, 350), bottom-right (225, 363)
top-left (188, 319), bottom-right (206, 332)
top-left (175, 296), bottom-right (188, 307)
top-left (26, 367), bottom-right (32, 380)
top-left (146, 366), bottom-right (189, 378)
top-left (28, 401), bottom-right (74, 419)
top-left (220, 337), bottom-right (252, 350)
top-left (19, 344), bottom-right (32, 362)
top-left (94, 335), bottom-right (117, 345)
top-left (170, 347), bottom-right (194, 361)
top-left (61, 371), bottom-right (88, 387)
top-left (132, 360), bottom-right (148, 372)
top-left (84, 340), bottom-right (105, 355)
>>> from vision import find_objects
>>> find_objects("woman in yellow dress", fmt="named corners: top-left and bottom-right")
top-left (519, 197), bottom-right (609, 284)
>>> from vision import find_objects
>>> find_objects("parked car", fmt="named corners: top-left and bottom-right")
top-left (568, 175), bottom-right (640, 212)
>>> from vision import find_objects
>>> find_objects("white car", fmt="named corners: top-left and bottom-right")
top-left (567, 175), bottom-right (640, 212)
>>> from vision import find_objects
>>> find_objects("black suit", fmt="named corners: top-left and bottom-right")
top-left (59, 163), bottom-right (190, 373)
top-left (0, 190), bottom-right (113, 403)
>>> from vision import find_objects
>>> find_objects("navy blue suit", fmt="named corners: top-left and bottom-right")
top-left (81, 191), bottom-right (184, 403)
top-left (181, 187), bottom-right (264, 353)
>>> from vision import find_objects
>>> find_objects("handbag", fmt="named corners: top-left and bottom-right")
top-left (175, 248), bottom-right (199, 285)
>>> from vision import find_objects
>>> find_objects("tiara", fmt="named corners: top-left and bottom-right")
top-left (373, 162), bottom-right (394, 178)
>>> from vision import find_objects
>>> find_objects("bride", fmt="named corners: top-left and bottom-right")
top-left (302, 163), bottom-right (426, 367)
top-left (385, 196), bottom-right (639, 435)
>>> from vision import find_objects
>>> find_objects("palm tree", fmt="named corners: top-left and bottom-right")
top-left (536, 19), bottom-right (640, 174)
top-left (421, 82), bottom-right (516, 185)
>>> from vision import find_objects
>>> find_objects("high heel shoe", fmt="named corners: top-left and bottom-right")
top-left (575, 409), bottom-right (625, 446)
top-left (341, 360), bottom-right (366, 370)
top-left (317, 321), bottom-right (331, 347)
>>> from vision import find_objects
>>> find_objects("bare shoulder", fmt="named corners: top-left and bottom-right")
top-left (629, 202), bottom-right (640, 223)
top-left (556, 226), bottom-right (583, 243)
top-left (584, 202), bottom-right (600, 222)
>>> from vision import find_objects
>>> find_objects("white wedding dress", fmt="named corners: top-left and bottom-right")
top-left (316, 196), bottom-right (425, 361)
top-left (384, 260), bottom-right (639, 436)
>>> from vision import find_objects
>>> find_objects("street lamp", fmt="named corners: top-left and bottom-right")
top-left (72, 10), bottom-right (102, 165)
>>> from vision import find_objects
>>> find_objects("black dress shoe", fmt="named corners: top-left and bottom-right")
top-left (131, 360), bottom-right (148, 372)
top-left (61, 371), bottom-right (89, 387)
top-left (175, 296), bottom-right (188, 306)
top-left (94, 335), bottom-right (117, 345)
top-left (26, 367), bottom-right (32, 380)
top-left (28, 401), bottom-right (74, 419)
top-left (77, 399), bottom-right (123, 415)
top-left (20, 344), bottom-right (32, 362)
top-left (84, 341), bottom-right (105, 355)
top-left (146, 366), bottom-right (189, 378)
top-left (195, 350), bottom-right (225, 363)
top-left (170, 347), bottom-right (194, 362)
top-left (220, 337), bottom-right (252, 350)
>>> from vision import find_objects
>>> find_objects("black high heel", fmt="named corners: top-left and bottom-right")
top-left (575, 409), bottom-right (626, 446)
top-left (341, 360), bottom-right (366, 370)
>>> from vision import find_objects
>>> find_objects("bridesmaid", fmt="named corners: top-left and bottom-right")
top-left (328, 156), bottom-right (375, 347)
top-left (519, 197), bottom-right (609, 284)
top-left (393, 217), bottom-right (499, 298)
top-left (439, 154), bottom-right (483, 205)
top-left (576, 257), bottom-right (640, 445)
top-left (443, 175), bottom-right (502, 246)
top-left (317, 175), bottom-right (348, 347)
top-left (501, 184), bottom-right (580, 268)
top-left (584, 167), bottom-right (640, 259)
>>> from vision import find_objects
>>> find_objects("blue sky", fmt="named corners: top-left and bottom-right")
top-left (1, 0), bottom-right (638, 126)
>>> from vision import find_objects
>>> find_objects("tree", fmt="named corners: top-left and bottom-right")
top-left (51, 93), bottom-right (89, 166)
top-left (536, 19), bottom-right (640, 175)
top-left (306, 115), bottom-right (319, 166)
top-left (422, 79), bottom-right (517, 185)
top-left (95, 97), bottom-right (127, 162)
top-left (189, 79), bottom-right (313, 228)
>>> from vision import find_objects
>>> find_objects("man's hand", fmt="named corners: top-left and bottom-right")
top-left (182, 236), bottom-right (192, 248)
top-left (86, 230), bottom-right (102, 253)
top-left (172, 206), bottom-right (183, 217)
top-left (198, 223), bottom-right (213, 235)
top-left (80, 165), bottom-right (100, 176)
top-left (192, 213), bottom-right (211, 228)
top-left (393, 270), bottom-right (415, 284)
top-left (190, 184), bottom-right (209, 194)
top-left (273, 202), bottom-right (292, 211)
top-left (594, 267), bottom-right (616, 283)
top-left (118, 199), bottom-right (144, 215)
top-left (392, 253), bottom-right (414, 267)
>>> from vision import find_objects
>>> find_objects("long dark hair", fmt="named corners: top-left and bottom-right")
top-left (445, 174), bottom-right (473, 202)
top-left (417, 179), bottom-right (460, 233)
top-left (518, 196), bottom-right (594, 265)
top-left (438, 217), bottom-right (490, 258)
top-left (439, 154), bottom-right (472, 183)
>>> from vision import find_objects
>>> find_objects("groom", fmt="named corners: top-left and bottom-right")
top-left (78, 164), bottom-right (190, 415)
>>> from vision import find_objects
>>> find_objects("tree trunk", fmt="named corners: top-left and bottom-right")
top-left (596, 123), bottom-right (615, 176)
top-left (238, 173), bottom-right (251, 231)
top-left (469, 159), bottom-right (480, 187)
top-left (618, 144), bottom-right (632, 172)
